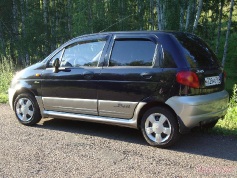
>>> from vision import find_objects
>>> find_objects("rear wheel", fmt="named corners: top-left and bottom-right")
top-left (141, 107), bottom-right (180, 148)
top-left (14, 93), bottom-right (41, 126)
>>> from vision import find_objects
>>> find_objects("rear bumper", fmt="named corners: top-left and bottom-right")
top-left (165, 90), bottom-right (229, 128)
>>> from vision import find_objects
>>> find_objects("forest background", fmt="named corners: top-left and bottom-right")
top-left (0, 0), bottom-right (236, 134)
top-left (0, 0), bottom-right (236, 89)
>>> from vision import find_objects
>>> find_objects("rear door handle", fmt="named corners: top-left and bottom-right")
top-left (83, 71), bottom-right (94, 80)
top-left (141, 72), bottom-right (152, 79)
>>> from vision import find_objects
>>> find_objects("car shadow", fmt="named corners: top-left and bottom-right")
top-left (37, 118), bottom-right (237, 162)
top-left (172, 131), bottom-right (237, 162)
top-left (37, 118), bottom-right (146, 145)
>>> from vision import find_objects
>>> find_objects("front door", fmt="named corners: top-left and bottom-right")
top-left (41, 37), bottom-right (108, 115)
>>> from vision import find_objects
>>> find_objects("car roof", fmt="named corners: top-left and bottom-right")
top-left (68, 31), bottom-right (191, 43)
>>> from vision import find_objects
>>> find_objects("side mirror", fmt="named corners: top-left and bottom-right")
top-left (52, 58), bottom-right (60, 73)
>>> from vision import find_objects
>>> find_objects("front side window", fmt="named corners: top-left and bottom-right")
top-left (60, 40), bottom-right (106, 67)
top-left (109, 39), bottom-right (156, 67)
top-left (48, 50), bottom-right (63, 68)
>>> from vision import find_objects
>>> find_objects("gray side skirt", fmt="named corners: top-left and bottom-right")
top-left (35, 96), bottom-right (146, 129)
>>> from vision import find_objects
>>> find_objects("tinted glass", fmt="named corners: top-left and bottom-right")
top-left (109, 40), bottom-right (156, 66)
top-left (174, 33), bottom-right (220, 69)
top-left (61, 41), bottom-right (106, 67)
top-left (159, 48), bottom-right (177, 68)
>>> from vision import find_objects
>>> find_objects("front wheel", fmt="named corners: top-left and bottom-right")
top-left (141, 107), bottom-right (180, 148)
top-left (14, 93), bottom-right (41, 126)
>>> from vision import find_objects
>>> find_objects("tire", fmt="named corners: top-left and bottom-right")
top-left (141, 107), bottom-right (180, 148)
top-left (14, 93), bottom-right (41, 126)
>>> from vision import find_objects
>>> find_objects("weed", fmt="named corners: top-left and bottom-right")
top-left (0, 56), bottom-right (14, 103)
top-left (214, 84), bottom-right (237, 136)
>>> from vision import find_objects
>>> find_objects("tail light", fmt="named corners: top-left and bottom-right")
top-left (176, 71), bottom-right (200, 88)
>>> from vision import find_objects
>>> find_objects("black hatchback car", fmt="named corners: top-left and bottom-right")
top-left (9, 31), bottom-right (229, 147)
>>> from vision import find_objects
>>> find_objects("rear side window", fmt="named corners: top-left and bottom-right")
top-left (175, 34), bottom-right (220, 69)
top-left (109, 39), bottom-right (156, 67)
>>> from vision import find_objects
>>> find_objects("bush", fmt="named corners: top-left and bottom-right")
top-left (0, 56), bottom-right (14, 103)
top-left (215, 84), bottom-right (237, 136)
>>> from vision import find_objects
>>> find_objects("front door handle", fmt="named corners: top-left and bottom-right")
top-left (59, 68), bottom-right (71, 72)
top-left (83, 71), bottom-right (94, 80)
top-left (141, 72), bottom-right (152, 80)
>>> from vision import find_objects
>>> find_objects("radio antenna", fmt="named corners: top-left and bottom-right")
top-left (99, 14), bottom-right (134, 33)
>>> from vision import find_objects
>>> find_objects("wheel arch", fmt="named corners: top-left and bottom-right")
top-left (12, 88), bottom-right (37, 108)
top-left (13, 90), bottom-right (42, 125)
top-left (136, 101), bottom-right (189, 134)
top-left (137, 101), bottom-right (177, 129)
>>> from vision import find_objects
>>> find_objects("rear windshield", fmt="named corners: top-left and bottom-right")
top-left (174, 33), bottom-right (220, 69)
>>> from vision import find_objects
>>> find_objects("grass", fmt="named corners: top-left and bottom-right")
top-left (0, 93), bottom-right (8, 103)
top-left (213, 84), bottom-right (237, 136)
top-left (0, 56), bottom-right (14, 103)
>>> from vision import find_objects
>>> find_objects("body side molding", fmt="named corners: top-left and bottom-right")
top-left (35, 96), bottom-right (146, 128)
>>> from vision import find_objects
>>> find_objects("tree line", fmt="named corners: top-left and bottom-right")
top-left (0, 0), bottom-right (235, 67)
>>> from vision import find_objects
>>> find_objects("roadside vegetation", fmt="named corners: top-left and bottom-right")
top-left (214, 84), bottom-right (237, 136)
top-left (0, 56), bottom-right (14, 103)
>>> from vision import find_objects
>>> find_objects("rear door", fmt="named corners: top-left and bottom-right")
top-left (97, 34), bottom-right (164, 119)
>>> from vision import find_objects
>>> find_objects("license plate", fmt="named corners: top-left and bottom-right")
top-left (205, 76), bottom-right (221, 86)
